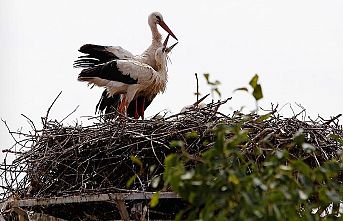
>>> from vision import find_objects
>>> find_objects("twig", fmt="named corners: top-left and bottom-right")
top-left (43, 91), bottom-right (62, 128)
top-left (323, 114), bottom-right (342, 125)
top-left (60, 105), bottom-right (80, 123)
top-left (20, 114), bottom-right (37, 134)
top-left (195, 73), bottom-right (199, 104)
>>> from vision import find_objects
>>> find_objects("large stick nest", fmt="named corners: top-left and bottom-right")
top-left (1, 99), bottom-right (342, 201)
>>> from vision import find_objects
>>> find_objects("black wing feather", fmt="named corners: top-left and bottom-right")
top-left (78, 60), bottom-right (138, 85)
top-left (74, 44), bottom-right (120, 68)
top-left (75, 45), bottom-right (155, 119)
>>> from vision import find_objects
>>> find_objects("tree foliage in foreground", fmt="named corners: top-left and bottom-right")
top-left (162, 74), bottom-right (343, 220)
top-left (164, 123), bottom-right (343, 220)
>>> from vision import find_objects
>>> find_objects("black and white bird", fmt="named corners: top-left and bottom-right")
top-left (74, 12), bottom-right (178, 118)
top-left (77, 35), bottom-right (178, 118)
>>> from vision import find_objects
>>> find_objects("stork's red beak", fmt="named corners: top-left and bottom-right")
top-left (158, 20), bottom-right (178, 41)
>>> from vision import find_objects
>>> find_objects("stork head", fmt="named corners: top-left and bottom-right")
top-left (148, 12), bottom-right (178, 41)
top-left (155, 35), bottom-right (178, 69)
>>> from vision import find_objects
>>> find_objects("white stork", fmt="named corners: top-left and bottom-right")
top-left (74, 12), bottom-right (178, 118)
top-left (77, 35), bottom-right (178, 117)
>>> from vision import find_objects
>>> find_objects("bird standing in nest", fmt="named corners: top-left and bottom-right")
top-left (74, 12), bottom-right (178, 119)
top-left (77, 35), bottom-right (178, 118)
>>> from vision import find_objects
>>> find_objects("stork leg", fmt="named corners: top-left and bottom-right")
top-left (134, 99), bottom-right (139, 119)
top-left (118, 95), bottom-right (127, 116)
top-left (138, 98), bottom-right (146, 120)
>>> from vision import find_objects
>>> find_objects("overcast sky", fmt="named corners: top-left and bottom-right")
top-left (1, 0), bottom-right (342, 161)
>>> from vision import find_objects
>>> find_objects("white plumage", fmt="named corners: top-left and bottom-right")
top-left (106, 46), bottom-right (134, 59)
top-left (74, 12), bottom-right (178, 118)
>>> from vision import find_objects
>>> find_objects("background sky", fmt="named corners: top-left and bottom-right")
top-left (1, 0), bottom-right (342, 162)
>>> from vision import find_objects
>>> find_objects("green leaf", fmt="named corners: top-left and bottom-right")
top-left (185, 131), bottom-right (199, 139)
top-left (233, 87), bottom-right (249, 92)
top-left (313, 168), bottom-right (325, 182)
top-left (241, 192), bottom-right (253, 206)
top-left (319, 188), bottom-right (330, 203)
top-left (130, 155), bottom-right (142, 167)
top-left (214, 88), bottom-right (222, 97)
top-left (292, 160), bottom-right (311, 176)
top-left (130, 155), bottom-right (143, 174)
top-left (329, 134), bottom-right (343, 146)
top-left (126, 174), bottom-right (137, 188)
top-left (163, 154), bottom-right (185, 188)
top-left (279, 165), bottom-right (292, 171)
top-left (214, 80), bottom-right (221, 85)
top-left (293, 129), bottom-right (305, 146)
top-left (322, 160), bottom-right (341, 177)
top-left (255, 113), bottom-right (271, 123)
top-left (253, 177), bottom-right (267, 191)
top-left (249, 74), bottom-right (259, 88)
top-left (150, 191), bottom-right (160, 208)
top-left (253, 210), bottom-right (263, 218)
top-left (203, 73), bottom-right (210, 83)
top-left (252, 84), bottom-right (263, 101)
top-left (302, 143), bottom-right (316, 153)
top-left (275, 150), bottom-right (288, 159)
top-left (228, 174), bottom-right (240, 185)
top-left (325, 190), bottom-right (340, 203)
top-left (170, 140), bottom-right (184, 148)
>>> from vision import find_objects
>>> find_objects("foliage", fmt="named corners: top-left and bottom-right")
top-left (234, 74), bottom-right (263, 102)
top-left (162, 75), bottom-right (343, 220)
top-left (203, 73), bottom-right (222, 98)
top-left (249, 74), bottom-right (263, 101)
top-left (234, 74), bottom-right (264, 112)
top-left (163, 122), bottom-right (343, 220)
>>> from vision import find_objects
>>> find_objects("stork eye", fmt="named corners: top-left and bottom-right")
top-left (156, 15), bottom-right (161, 21)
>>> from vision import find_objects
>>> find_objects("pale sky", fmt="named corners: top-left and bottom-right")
top-left (1, 0), bottom-right (342, 161)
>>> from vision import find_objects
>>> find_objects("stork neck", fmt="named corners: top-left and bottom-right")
top-left (156, 58), bottom-right (167, 72)
top-left (150, 23), bottom-right (162, 44)
top-left (156, 63), bottom-right (168, 85)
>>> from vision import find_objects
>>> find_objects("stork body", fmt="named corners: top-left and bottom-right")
top-left (77, 40), bottom-right (177, 117)
top-left (74, 12), bottom-right (177, 118)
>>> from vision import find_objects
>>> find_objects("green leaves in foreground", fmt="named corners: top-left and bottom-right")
top-left (204, 73), bottom-right (222, 98)
top-left (150, 191), bottom-right (160, 208)
top-left (249, 74), bottom-right (263, 101)
top-left (126, 156), bottom-right (143, 188)
top-left (234, 74), bottom-right (263, 102)
top-left (164, 123), bottom-right (343, 220)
